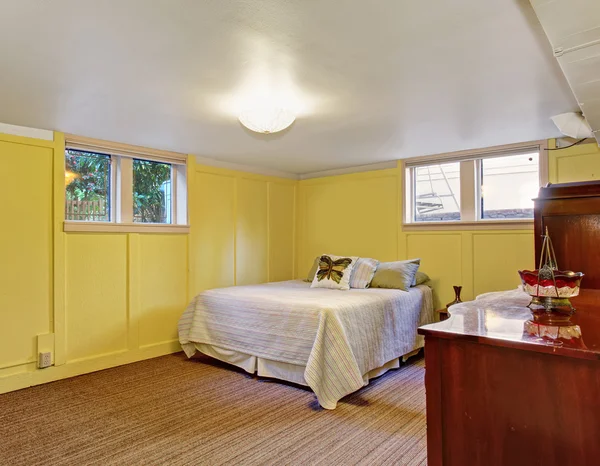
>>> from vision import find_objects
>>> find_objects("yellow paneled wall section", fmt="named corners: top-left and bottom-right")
top-left (404, 233), bottom-right (463, 307)
top-left (296, 169), bottom-right (399, 277)
top-left (236, 178), bottom-right (269, 285)
top-left (138, 234), bottom-right (189, 348)
top-left (269, 183), bottom-right (296, 282)
top-left (188, 165), bottom-right (297, 296)
top-left (0, 132), bottom-right (296, 394)
top-left (65, 234), bottom-right (129, 361)
top-left (190, 172), bottom-right (236, 292)
top-left (0, 139), bottom-right (54, 372)
top-left (548, 140), bottom-right (600, 183)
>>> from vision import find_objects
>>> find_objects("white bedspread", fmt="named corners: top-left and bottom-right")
top-left (178, 280), bottom-right (433, 409)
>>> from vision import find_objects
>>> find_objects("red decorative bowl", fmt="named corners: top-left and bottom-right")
top-left (519, 270), bottom-right (584, 298)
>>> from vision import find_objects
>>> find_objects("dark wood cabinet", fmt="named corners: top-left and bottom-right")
top-left (419, 180), bottom-right (600, 466)
top-left (534, 180), bottom-right (600, 289)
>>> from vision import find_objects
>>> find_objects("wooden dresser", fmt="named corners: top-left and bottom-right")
top-left (418, 181), bottom-right (600, 466)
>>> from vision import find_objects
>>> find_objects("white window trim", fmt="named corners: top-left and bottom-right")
top-left (401, 140), bottom-right (548, 231)
top-left (64, 134), bottom-right (187, 164)
top-left (64, 135), bottom-right (189, 233)
top-left (63, 222), bottom-right (190, 234)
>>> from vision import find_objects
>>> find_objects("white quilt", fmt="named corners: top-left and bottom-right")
top-left (178, 280), bottom-right (433, 409)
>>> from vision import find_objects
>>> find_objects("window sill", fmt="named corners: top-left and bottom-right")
top-left (64, 221), bottom-right (190, 234)
top-left (402, 219), bottom-right (534, 231)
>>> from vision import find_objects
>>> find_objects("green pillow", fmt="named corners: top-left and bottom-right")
top-left (371, 259), bottom-right (421, 291)
top-left (305, 256), bottom-right (320, 282)
top-left (413, 271), bottom-right (430, 286)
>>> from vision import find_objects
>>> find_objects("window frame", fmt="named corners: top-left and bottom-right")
top-left (65, 148), bottom-right (113, 222)
top-left (63, 135), bottom-right (189, 233)
top-left (402, 140), bottom-right (548, 230)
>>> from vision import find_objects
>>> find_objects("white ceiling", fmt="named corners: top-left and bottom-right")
top-left (530, 0), bottom-right (600, 145)
top-left (0, 0), bottom-right (578, 175)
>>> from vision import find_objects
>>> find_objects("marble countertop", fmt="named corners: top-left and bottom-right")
top-left (418, 288), bottom-right (600, 360)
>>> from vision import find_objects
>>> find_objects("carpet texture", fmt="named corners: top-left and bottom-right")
top-left (0, 353), bottom-right (427, 465)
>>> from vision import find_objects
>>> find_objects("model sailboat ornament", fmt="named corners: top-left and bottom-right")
top-left (519, 228), bottom-right (584, 320)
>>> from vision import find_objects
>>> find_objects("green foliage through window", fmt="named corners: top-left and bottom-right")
top-left (133, 159), bottom-right (172, 223)
top-left (65, 150), bottom-right (110, 221)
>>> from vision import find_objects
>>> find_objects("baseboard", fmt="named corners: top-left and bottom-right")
top-left (0, 340), bottom-right (181, 395)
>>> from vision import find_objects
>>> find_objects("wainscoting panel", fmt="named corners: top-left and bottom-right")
top-left (406, 233), bottom-right (463, 309)
top-left (269, 182), bottom-right (296, 282)
top-left (472, 232), bottom-right (534, 297)
top-left (236, 178), bottom-right (269, 286)
top-left (0, 140), bottom-right (53, 369)
top-left (138, 234), bottom-right (188, 347)
top-left (190, 172), bottom-right (236, 294)
top-left (65, 233), bottom-right (129, 362)
top-left (298, 170), bottom-right (399, 276)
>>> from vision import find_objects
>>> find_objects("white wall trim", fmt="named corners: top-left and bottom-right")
top-left (0, 122), bottom-right (53, 141)
top-left (0, 340), bottom-right (180, 395)
top-left (300, 160), bottom-right (398, 180)
top-left (194, 155), bottom-right (299, 180)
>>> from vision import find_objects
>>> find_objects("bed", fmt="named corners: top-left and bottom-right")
top-left (178, 279), bottom-right (434, 409)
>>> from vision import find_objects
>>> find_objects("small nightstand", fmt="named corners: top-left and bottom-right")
top-left (436, 308), bottom-right (450, 322)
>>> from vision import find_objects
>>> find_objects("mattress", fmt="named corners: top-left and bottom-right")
top-left (179, 280), bottom-right (433, 409)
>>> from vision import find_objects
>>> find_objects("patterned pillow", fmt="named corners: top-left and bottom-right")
top-left (349, 258), bottom-right (379, 289)
top-left (370, 259), bottom-right (421, 291)
top-left (310, 254), bottom-right (358, 290)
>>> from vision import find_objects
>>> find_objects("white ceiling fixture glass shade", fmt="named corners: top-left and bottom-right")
top-left (551, 112), bottom-right (594, 139)
top-left (239, 107), bottom-right (296, 134)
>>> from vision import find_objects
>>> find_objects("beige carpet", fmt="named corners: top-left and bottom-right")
top-left (0, 353), bottom-right (427, 466)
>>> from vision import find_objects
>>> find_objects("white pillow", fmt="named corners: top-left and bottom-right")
top-left (310, 254), bottom-right (358, 290)
top-left (349, 257), bottom-right (379, 289)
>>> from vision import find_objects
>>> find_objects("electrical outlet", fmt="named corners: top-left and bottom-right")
top-left (38, 352), bottom-right (52, 369)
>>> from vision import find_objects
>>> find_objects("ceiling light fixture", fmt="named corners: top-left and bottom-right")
top-left (551, 112), bottom-right (593, 139)
top-left (239, 107), bottom-right (296, 134)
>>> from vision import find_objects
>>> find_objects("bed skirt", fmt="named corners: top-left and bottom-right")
top-left (193, 342), bottom-right (422, 389)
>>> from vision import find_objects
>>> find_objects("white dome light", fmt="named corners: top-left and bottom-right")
top-left (239, 107), bottom-right (296, 134)
top-left (551, 112), bottom-right (593, 139)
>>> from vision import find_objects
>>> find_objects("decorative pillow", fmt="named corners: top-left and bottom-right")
top-left (370, 258), bottom-right (421, 291)
top-left (310, 254), bottom-right (358, 290)
top-left (305, 256), bottom-right (320, 282)
top-left (413, 271), bottom-right (430, 286)
top-left (349, 258), bottom-right (379, 289)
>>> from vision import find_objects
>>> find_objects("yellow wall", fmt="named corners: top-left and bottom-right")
top-left (296, 140), bottom-right (600, 309)
top-left (548, 139), bottom-right (600, 183)
top-left (189, 165), bottom-right (297, 295)
top-left (1, 129), bottom-right (596, 394)
top-left (0, 138), bottom-right (54, 375)
top-left (0, 132), bottom-right (295, 394)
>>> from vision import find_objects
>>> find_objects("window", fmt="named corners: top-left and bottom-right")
top-left (65, 150), bottom-right (111, 222)
top-left (480, 152), bottom-right (539, 220)
top-left (413, 162), bottom-right (461, 222)
top-left (64, 136), bottom-right (188, 232)
top-left (404, 142), bottom-right (545, 225)
top-left (133, 159), bottom-right (171, 224)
